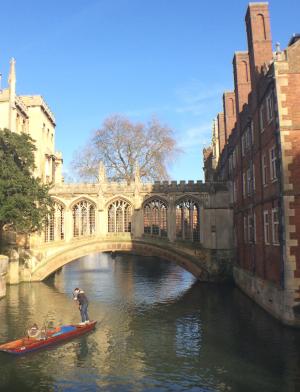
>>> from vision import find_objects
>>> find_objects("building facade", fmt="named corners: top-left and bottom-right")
top-left (204, 2), bottom-right (300, 326)
top-left (0, 59), bottom-right (63, 184)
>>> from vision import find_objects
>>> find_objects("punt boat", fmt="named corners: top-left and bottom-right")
top-left (0, 321), bottom-right (97, 355)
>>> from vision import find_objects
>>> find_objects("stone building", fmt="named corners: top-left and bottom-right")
top-left (0, 58), bottom-right (63, 183)
top-left (204, 2), bottom-right (300, 326)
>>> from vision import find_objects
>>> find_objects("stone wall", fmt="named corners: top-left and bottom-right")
top-left (234, 266), bottom-right (300, 327)
top-left (0, 255), bottom-right (8, 298)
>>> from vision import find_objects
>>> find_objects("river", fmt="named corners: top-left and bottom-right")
top-left (0, 253), bottom-right (300, 392)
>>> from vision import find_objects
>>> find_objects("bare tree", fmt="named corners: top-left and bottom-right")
top-left (72, 114), bottom-right (180, 183)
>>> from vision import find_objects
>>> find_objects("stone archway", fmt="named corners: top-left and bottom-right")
top-left (30, 239), bottom-right (210, 282)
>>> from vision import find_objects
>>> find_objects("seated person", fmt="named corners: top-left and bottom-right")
top-left (27, 323), bottom-right (41, 339)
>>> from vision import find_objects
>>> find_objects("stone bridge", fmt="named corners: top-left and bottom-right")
top-left (10, 170), bottom-right (234, 283)
top-left (26, 235), bottom-right (233, 282)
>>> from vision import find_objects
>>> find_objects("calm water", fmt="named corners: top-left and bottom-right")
top-left (1, 253), bottom-right (300, 392)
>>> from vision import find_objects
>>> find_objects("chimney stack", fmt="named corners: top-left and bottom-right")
top-left (223, 91), bottom-right (236, 141)
top-left (245, 2), bottom-right (273, 88)
top-left (233, 52), bottom-right (251, 115)
top-left (217, 113), bottom-right (226, 156)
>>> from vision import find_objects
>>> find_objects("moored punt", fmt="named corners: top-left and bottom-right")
top-left (0, 321), bottom-right (97, 354)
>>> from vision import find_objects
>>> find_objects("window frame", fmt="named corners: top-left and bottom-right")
top-left (262, 154), bottom-right (268, 186)
top-left (269, 146), bottom-right (277, 182)
top-left (266, 91), bottom-right (274, 123)
top-left (263, 210), bottom-right (270, 245)
top-left (244, 215), bottom-right (248, 244)
top-left (259, 104), bottom-right (265, 133)
top-left (272, 207), bottom-right (280, 245)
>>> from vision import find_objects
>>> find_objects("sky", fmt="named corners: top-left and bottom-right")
top-left (0, 0), bottom-right (299, 181)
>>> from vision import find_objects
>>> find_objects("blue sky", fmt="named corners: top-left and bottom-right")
top-left (0, 0), bottom-right (299, 181)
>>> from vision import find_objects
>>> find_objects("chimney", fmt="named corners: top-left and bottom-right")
top-left (245, 2), bottom-right (273, 87)
top-left (223, 91), bottom-right (236, 141)
top-left (233, 52), bottom-right (251, 114)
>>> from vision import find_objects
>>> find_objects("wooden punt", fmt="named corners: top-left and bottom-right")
top-left (0, 321), bottom-right (97, 355)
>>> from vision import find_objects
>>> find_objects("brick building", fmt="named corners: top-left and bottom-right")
top-left (204, 2), bottom-right (300, 326)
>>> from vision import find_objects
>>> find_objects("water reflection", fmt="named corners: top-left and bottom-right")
top-left (0, 253), bottom-right (300, 391)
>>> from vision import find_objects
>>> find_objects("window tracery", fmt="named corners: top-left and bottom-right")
top-left (45, 202), bottom-right (65, 242)
top-left (143, 199), bottom-right (167, 237)
top-left (176, 199), bottom-right (200, 241)
top-left (72, 200), bottom-right (95, 237)
top-left (108, 199), bottom-right (132, 233)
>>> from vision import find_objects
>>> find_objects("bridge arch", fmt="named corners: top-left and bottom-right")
top-left (30, 239), bottom-right (209, 282)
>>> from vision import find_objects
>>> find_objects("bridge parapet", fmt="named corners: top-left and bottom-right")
top-left (51, 180), bottom-right (229, 195)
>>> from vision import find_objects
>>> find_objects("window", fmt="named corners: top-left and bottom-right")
top-left (22, 119), bottom-right (26, 133)
top-left (269, 146), bottom-right (277, 181)
top-left (252, 163), bottom-right (256, 191)
top-left (246, 127), bottom-right (251, 149)
top-left (259, 105), bottom-right (264, 132)
top-left (73, 200), bottom-right (95, 237)
top-left (247, 213), bottom-right (256, 244)
top-left (244, 216), bottom-right (248, 244)
top-left (253, 212), bottom-right (256, 243)
top-left (263, 210), bottom-right (270, 244)
top-left (176, 199), bottom-right (200, 242)
top-left (248, 215), bottom-right (253, 243)
top-left (242, 128), bottom-right (251, 157)
top-left (45, 156), bottom-right (52, 182)
top-left (272, 208), bottom-right (279, 245)
top-left (235, 144), bottom-right (239, 160)
top-left (241, 134), bottom-right (245, 157)
top-left (143, 199), bottom-right (167, 237)
top-left (45, 202), bottom-right (65, 242)
top-left (108, 199), bottom-right (132, 233)
top-left (243, 172), bottom-right (246, 197)
top-left (233, 180), bottom-right (237, 203)
top-left (262, 154), bottom-right (268, 186)
top-left (229, 155), bottom-right (233, 174)
top-left (266, 92), bottom-right (274, 123)
top-left (247, 167), bottom-right (252, 195)
top-left (233, 148), bottom-right (236, 169)
top-left (250, 121), bottom-right (254, 144)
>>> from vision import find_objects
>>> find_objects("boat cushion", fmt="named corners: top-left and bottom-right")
top-left (52, 325), bottom-right (76, 337)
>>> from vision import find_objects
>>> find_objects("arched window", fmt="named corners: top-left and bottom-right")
top-left (108, 200), bottom-right (132, 233)
top-left (176, 199), bottom-right (200, 242)
top-left (143, 199), bottom-right (167, 237)
top-left (45, 202), bottom-right (65, 242)
top-left (72, 200), bottom-right (95, 237)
